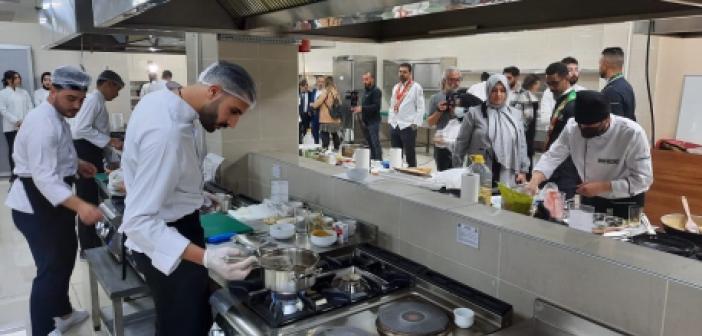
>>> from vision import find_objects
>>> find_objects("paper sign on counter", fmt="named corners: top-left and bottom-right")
top-left (457, 223), bottom-right (479, 249)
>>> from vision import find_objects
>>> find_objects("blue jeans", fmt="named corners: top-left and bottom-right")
top-left (363, 122), bottom-right (382, 161)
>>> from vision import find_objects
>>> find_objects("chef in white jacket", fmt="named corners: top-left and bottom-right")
top-left (119, 61), bottom-right (257, 335)
top-left (5, 66), bottom-right (103, 336)
top-left (527, 90), bottom-right (653, 218)
top-left (34, 72), bottom-right (51, 106)
top-left (389, 63), bottom-right (425, 167)
top-left (0, 70), bottom-right (33, 181)
top-left (70, 70), bottom-right (125, 254)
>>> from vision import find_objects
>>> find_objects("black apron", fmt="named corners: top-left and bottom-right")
top-left (13, 177), bottom-right (77, 336)
top-left (582, 193), bottom-right (646, 219)
top-left (74, 139), bottom-right (105, 251)
top-left (132, 211), bottom-right (212, 336)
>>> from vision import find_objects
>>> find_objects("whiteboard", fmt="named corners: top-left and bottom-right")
top-left (676, 75), bottom-right (702, 144)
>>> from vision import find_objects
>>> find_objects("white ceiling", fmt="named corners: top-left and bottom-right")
top-left (0, 0), bottom-right (38, 23)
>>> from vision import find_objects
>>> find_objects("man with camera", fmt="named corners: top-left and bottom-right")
top-left (427, 67), bottom-right (481, 171)
top-left (352, 72), bottom-right (383, 161)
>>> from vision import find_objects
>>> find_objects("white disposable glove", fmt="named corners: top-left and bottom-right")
top-left (203, 246), bottom-right (257, 281)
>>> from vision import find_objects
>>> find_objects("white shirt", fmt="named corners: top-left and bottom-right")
top-left (139, 79), bottom-right (167, 98)
top-left (538, 84), bottom-right (585, 131)
top-left (33, 88), bottom-right (50, 106)
top-left (69, 90), bottom-right (111, 148)
top-left (534, 115), bottom-right (653, 199)
top-left (388, 81), bottom-right (425, 130)
top-left (5, 102), bottom-right (78, 213)
top-left (0, 86), bottom-right (33, 132)
top-left (468, 81), bottom-right (487, 101)
top-left (119, 90), bottom-right (206, 275)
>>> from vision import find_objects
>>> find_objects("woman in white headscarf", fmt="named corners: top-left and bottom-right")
top-left (451, 74), bottom-right (529, 187)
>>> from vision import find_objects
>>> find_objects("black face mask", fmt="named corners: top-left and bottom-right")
top-left (579, 124), bottom-right (607, 139)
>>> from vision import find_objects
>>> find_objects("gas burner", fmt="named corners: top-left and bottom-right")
top-left (331, 272), bottom-right (371, 297)
top-left (376, 301), bottom-right (451, 336)
top-left (312, 326), bottom-right (373, 336)
top-left (271, 292), bottom-right (303, 315)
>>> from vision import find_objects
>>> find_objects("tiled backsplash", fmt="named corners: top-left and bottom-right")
top-left (230, 151), bottom-right (702, 336)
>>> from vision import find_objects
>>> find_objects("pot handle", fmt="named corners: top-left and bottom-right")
top-left (295, 267), bottom-right (323, 280)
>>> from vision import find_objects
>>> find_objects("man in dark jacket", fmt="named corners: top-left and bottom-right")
top-left (298, 79), bottom-right (312, 143)
top-left (599, 47), bottom-right (636, 121)
top-left (352, 72), bottom-right (383, 161)
top-left (544, 62), bottom-right (580, 199)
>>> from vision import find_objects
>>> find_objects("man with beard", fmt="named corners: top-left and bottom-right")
top-left (600, 47), bottom-right (636, 121)
top-left (526, 91), bottom-right (652, 219)
top-left (538, 57), bottom-right (586, 133)
top-left (389, 63), bottom-right (424, 168)
top-left (119, 61), bottom-right (258, 335)
top-left (427, 67), bottom-right (481, 171)
top-left (34, 72), bottom-right (51, 105)
top-left (5, 65), bottom-right (103, 335)
top-left (352, 72), bottom-right (383, 161)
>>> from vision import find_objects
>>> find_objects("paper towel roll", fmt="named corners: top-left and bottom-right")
top-left (353, 148), bottom-right (370, 170)
top-left (461, 173), bottom-right (480, 204)
top-left (389, 148), bottom-right (403, 168)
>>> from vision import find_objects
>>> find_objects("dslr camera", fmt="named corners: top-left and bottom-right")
top-left (345, 90), bottom-right (360, 106)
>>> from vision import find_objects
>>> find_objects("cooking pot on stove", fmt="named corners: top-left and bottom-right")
top-left (259, 247), bottom-right (321, 294)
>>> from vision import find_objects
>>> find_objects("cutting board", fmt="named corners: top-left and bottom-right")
top-left (394, 167), bottom-right (432, 177)
top-left (200, 212), bottom-right (253, 238)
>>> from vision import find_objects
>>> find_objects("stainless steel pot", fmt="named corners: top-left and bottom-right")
top-left (260, 247), bottom-right (320, 294)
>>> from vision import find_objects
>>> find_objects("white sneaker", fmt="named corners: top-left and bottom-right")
top-left (53, 310), bottom-right (89, 333)
top-left (48, 329), bottom-right (62, 336)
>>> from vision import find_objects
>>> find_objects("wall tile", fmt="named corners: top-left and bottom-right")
top-left (219, 155), bottom-right (249, 194)
top-left (662, 281), bottom-right (702, 336)
top-left (499, 232), bottom-right (666, 336)
top-left (259, 43), bottom-right (298, 61)
top-left (398, 201), bottom-right (501, 276)
top-left (218, 41), bottom-right (260, 60)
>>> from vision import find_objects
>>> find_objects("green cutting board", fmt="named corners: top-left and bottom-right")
top-left (200, 212), bottom-right (253, 238)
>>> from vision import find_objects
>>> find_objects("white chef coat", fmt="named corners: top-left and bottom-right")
top-left (538, 84), bottom-right (585, 132)
top-left (69, 90), bottom-right (110, 148)
top-left (5, 102), bottom-right (78, 214)
top-left (534, 115), bottom-right (652, 199)
top-left (467, 81), bottom-right (487, 102)
top-left (33, 88), bottom-right (50, 106)
top-left (139, 80), bottom-right (167, 98)
top-left (388, 81), bottom-right (425, 130)
top-left (0, 86), bottom-right (33, 133)
top-left (119, 90), bottom-right (206, 275)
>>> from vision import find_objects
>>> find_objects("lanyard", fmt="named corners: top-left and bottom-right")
top-left (394, 80), bottom-right (413, 112)
top-left (606, 73), bottom-right (624, 86)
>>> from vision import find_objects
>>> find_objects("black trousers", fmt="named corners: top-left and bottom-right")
top-left (362, 121), bottom-right (383, 161)
top-left (133, 211), bottom-right (212, 336)
top-left (299, 113), bottom-right (310, 144)
top-left (14, 177), bottom-right (77, 336)
top-left (321, 129), bottom-right (341, 151)
top-left (545, 157), bottom-right (581, 200)
top-left (434, 147), bottom-right (453, 172)
top-left (391, 126), bottom-right (417, 167)
top-left (74, 139), bottom-right (104, 251)
top-left (582, 193), bottom-right (646, 219)
top-left (5, 130), bottom-right (17, 180)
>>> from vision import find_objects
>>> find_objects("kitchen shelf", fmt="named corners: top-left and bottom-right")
top-left (99, 297), bottom-right (155, 336)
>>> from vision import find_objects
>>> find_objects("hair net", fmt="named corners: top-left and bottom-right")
top-left (198, 61), bottom-right (257, 110)
top-left (52, 66), bottom-right (91, 91)
top-left (98, 70), bottom-right (124, 88)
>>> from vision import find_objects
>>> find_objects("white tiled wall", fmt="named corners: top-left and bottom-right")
top-left (241, 151), bottom-right (702, 336)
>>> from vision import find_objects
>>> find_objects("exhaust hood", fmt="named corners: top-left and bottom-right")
top-left (634, 15), bottom-right (702, 37)
top-left (90, 0), bottom-right (702, 42)
top-left (40, 0), bottom-right (185, 54)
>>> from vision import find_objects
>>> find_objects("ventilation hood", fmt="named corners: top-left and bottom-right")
top-left (634, 15), bottom-right (702, 37)
top-left (90, 0), bottom-right (702, 42)
top-left (40, 0), bottom-right (185, 54)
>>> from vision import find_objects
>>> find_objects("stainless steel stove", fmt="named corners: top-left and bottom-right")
top-left (211, 244), bottom-right (512, 336)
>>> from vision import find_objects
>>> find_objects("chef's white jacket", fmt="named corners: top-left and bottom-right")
top-left (538, 84), bottom-right (585, 132)
top-left (0, 87), bottom-right (33, 133)
top-left (34, 88), bottom-right (50, 106)
top-left (139, 80), bottom-right (167, 98)
top-left (5, 102), bottom-right (78, 214)
top-left (388, 81), bottom-right (425, 130)
top-left (534, 115), bottom-right (653, 199)
top-left (119, 90), bottom-right (206, 275)
top-left (69, 90), bottom-right (111, 148)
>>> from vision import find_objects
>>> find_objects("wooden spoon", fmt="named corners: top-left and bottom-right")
top-left (682, 196), bottom-right (700, 234)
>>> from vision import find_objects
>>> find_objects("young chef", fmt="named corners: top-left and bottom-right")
top-left (70, 70), bottom-right (125, 254)
top-left (34, 72), bottom-right (51, 106)
top-left (526, 90), bottom-right (653, 218)
top-left (5, 66), bottom-right (104, 336)
top-left (119, 61), bottom-right (258, 335)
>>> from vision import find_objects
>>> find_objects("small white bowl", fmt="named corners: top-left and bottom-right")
top-left (269, 223), bottom-right (295, 240)
top-left (453, 307), bottom-right (474, 329)
top-left (322, 216), bottom-right (334, 225)
top-left (310, 230), bottom-right (337, 247)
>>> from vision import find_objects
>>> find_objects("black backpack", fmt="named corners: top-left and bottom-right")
top-left (325, 92), bottom-right (343, 119)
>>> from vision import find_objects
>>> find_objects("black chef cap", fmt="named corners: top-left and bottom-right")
top-left (574, 90), bottom-right (611, 125)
